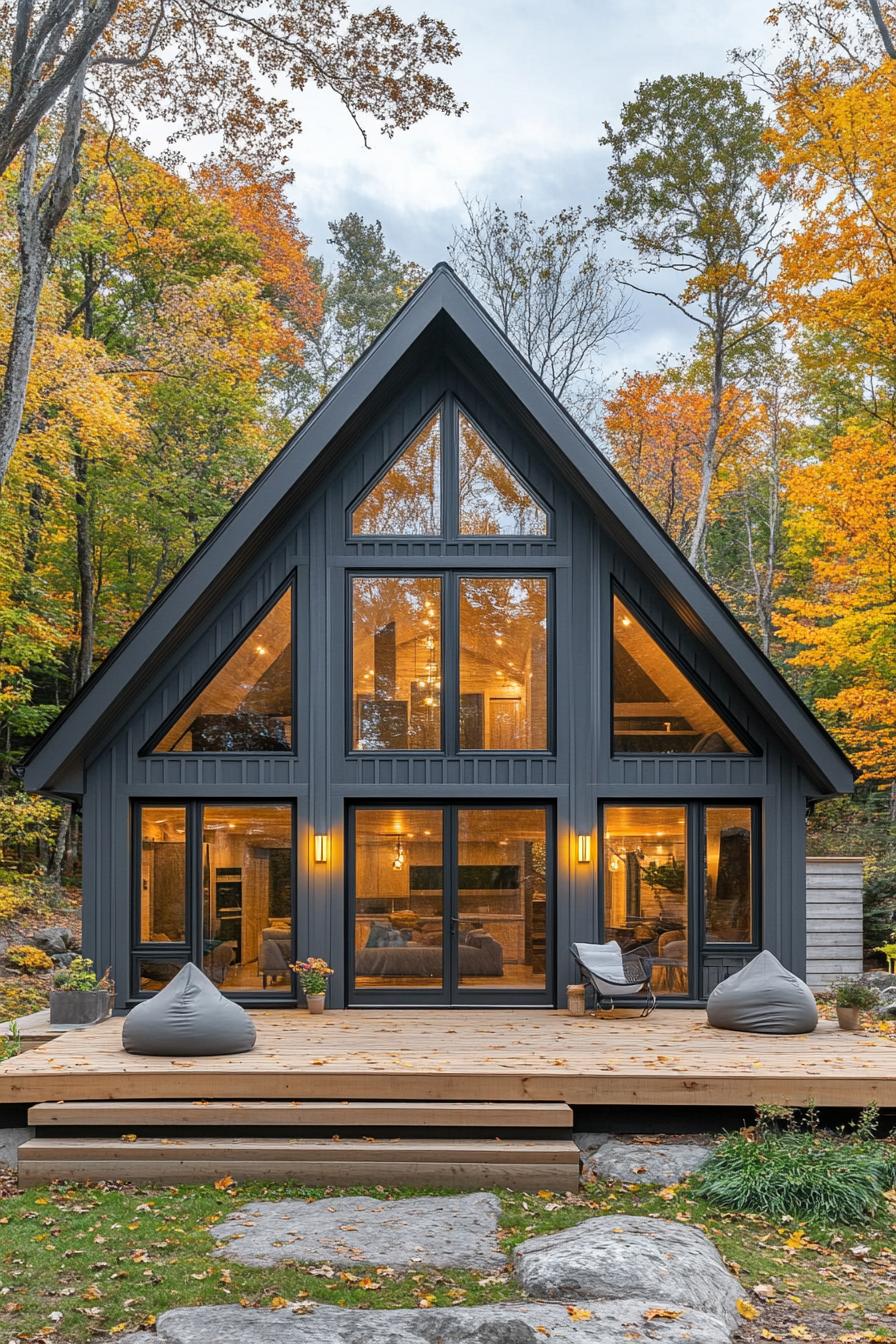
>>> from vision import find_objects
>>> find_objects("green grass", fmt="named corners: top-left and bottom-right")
top-left (2, 1177), bottom-right (895, 1340)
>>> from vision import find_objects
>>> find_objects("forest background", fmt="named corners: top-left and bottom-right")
top-left (0, 0), bottom-right (894, 968)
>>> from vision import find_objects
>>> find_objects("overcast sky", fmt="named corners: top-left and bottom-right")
top-left (284, 0), bottom-right (772, 378)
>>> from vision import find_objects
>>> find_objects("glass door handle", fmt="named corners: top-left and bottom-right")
top-left (449, 915), bottom-right (461, 934)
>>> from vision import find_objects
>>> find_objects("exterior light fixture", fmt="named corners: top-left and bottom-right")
top-left (576, 834), bottom-right (592, 864)
top-left (314, 834), bottom-right (329, 864)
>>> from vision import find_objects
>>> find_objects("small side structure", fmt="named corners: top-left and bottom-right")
top-left (805, 856), bottom-right (865, 988)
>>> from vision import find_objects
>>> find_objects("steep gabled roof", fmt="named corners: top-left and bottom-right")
top-left (21, 264), bottom-right (856, 799)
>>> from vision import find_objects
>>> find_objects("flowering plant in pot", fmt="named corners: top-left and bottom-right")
top-left (50, 957), bottom-right (114, 1025)
top-left (290, 957), bottom-right (334, 1013)
top-left (834, 979), bottom-right (878, 1031)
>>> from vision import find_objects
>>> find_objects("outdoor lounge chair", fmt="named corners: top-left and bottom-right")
top-left (571, 940), bottom-right (657, 1016)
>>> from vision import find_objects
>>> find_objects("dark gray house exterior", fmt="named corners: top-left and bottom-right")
top-left (21, 265), bottom-right (855, 1010)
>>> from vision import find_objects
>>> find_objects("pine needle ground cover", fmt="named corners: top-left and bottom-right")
top-left (1, 1174), bottom-right (895, 1344)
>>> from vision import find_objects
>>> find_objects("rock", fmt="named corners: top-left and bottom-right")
top-left (512, 1214), bottom-right (741, 1327)
top-left (153, 1301), bottom-right (733, 1344)
top-left (582, 1138), bottom-right (712, 1185)
top-left (31, 925), bottom-right (73, 957)
top-left (0, 1127), bottom-right (34, 1169)
top-left (860, 971), bottom-right (896, 990)
top-left (573, 1131), bottom-right (610, 1158)
top-left (212, 1193), bottom-right (504, 1270)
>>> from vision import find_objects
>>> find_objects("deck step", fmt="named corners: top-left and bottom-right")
top-left (17, 1135), bottom-right (581, 1192)
top-left (28, 1099), bottom-right (573, 1130)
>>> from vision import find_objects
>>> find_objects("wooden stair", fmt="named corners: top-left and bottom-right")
top-left (19, 1099), bottom-right (580, 1191)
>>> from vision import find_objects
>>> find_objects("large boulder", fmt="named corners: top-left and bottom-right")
top-left (582, 1139), bottom-right (712, 1185)
top-left (512, 1214), bottom-right (741, 1327)
top-left (212, 1193), bottom-right (504, 1270)
top-left (31, 925), bottom-right (76, 958)
top-left (151, 1301), bottom-right (733, 1344)
top-left (122, 962), bottom-right (255, 1056)
top-left (706, 950), bottom-right (818, 1034)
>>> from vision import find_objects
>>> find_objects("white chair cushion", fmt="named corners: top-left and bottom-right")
top-left (573, 940), bottom-right (625, 983)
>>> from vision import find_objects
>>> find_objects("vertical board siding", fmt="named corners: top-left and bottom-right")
top-left (805, 857), bottom-right (864, 988)
top-left (80, 346), bottom-right (817, 1006)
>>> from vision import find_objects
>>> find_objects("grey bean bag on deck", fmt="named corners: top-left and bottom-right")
top-left (707, 950), bottom-right (818, 1034)
top-left (122, 962), bottom-right (256, 1056)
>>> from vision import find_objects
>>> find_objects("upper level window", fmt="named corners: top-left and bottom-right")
top-left (612, 594), bottom-right (749, 754)
top-left (459, 577), bottom-right (548, 750)
top-left (351, 576), bottom-right (442, 750)
top-left (351, 412), bottom-right (441, 536)
top-left (350, 403), bottom-right (549, 540)
top-left (148, 587), bottom-right (293, 753)
top-left (458, 413), bottom-right (548, 536)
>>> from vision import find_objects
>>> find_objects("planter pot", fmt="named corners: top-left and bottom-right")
top-left (49, 988), bottom-right (111, 1026)
top-left (836, 1005), bottom-right (863, 1031)
top-left (306, 993), bottom-right (326, 1015)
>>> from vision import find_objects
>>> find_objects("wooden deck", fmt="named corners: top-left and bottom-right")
top-left (1, 1009), bottom-right (894, 1109)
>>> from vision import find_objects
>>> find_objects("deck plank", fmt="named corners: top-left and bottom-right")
top-left (1, 1010), bottom-right (893, 1108)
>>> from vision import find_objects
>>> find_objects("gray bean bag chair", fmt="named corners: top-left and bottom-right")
top-left (707, 950), bottom-right (818, 1034)
top-left (123, 962), bottom-right (256, 1056)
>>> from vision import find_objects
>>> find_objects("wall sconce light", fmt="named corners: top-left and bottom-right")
top-left (314, 834), bottom-right (329, 864)
top-left (577, 834), bottom-right (592, 864)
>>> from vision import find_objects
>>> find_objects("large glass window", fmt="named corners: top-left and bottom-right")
top-left (603, 805), bottom-right (689, 995)
top-left (351, 804), bottom-right (550, 998)
top-left (138, 806), bottom-right (186, 942)
top-left (351, 412), bottom-right (441, 536)
top-left (201, 804), bottom-right (293, 992)
top-left (458, 413), bottom-right (548, 536)
top-left (351, 577), bottom-right (442, 751)
top-left (353, 808), bottom-right (444, 990)
top-left (151, 588), bottom-right (293, 753)
top-left (132, 801), bottom-right (295, 997)
top-left (612, 595), bottom-right (748, 754)
top-left (456, 808), bottom-right (547, 990)
top-left (459, 577), bottom-right (548, 750)
top-left (704, 806), bottom-right (754, 943)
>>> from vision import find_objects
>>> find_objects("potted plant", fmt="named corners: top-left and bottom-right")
top-left (290, 956), bottom-right (334, 1014)
top-left (834, 979), bottom-right (878, 1031)
top-left (50, 957), bottom-right (114, 1025)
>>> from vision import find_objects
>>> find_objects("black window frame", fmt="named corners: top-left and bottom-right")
top-left (140, 573), bottom-right (299, 759)
top-left (609, 581), bottom-right (760, 759)
top-left (345, 395), bottom-right (554, 544)
top-left (597, 798), bottom-right (762, 1002)
top-left (348, 401), bottom-right (446, 541)
top-left (346, 569), bottom-right (554, 756)
top-left (130, 797), bottom-right (298, 1004)
top-left (346, 799), bottom-right (556, 1007)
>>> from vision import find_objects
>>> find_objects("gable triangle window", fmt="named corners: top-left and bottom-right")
top-left (145, 584), bottom-right (294, 753)
top-left (612, 593), bottom-right (750, 755)
top-left (352, 410), bottom-right (441, 536)
top-left (458, 411), bottom-right (548, 536)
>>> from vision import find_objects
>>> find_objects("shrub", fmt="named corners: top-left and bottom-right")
top-left (835, 979), bottom-right (880, 1010)
top-left (696, 1107), bottom-right (895, 1224)
top-left (6, 943), bottom-right (53, 973)
top-left (0, 983), bottom-right (47, 1018)
top-left (0, 1022), bottom-right (21, 1060)
top-left (53, 956), bottom-right (108, 991)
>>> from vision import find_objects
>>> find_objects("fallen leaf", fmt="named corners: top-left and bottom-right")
top-left (644, 1307), bottom-right (683, 1320)
top-left (738, 1299), bottom-right (761, 1320)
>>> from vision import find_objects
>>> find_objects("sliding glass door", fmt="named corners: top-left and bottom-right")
top-left (349, 804), bottom-right (552, 1004)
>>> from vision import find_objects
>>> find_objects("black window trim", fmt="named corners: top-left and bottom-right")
top-left (140, 572), bottom-right (298, 759)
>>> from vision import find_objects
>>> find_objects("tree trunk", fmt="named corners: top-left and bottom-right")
top-left (48, 802), bottom-right (72, 885)
top-left (0, 134), bottom-right (49, 493)
top-left (688, 330), bottom-right (724, 574)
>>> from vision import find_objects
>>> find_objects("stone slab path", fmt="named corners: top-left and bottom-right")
top-left (132, 1300), bottom-right (733, 1343)
top-left (212, 1193), bottom-right (505, 1270)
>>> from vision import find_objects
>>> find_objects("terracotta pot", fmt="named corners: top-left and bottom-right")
top-left (836, 1005), bottom-right (862, 1031)
top-left (306, 993), bottom-right (326, 1015)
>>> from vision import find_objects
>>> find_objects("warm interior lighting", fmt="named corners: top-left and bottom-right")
top-left (392, 836), bottom-right (406, 870)
top-left (314, 834), bottom-right (329, 864)
top-left (577, 834), bottom-right (592, 864)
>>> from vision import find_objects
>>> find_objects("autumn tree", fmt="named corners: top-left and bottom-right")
top-left (449, 197), bottom-right (634, 428)
top-left (601, 74), bottom-right (786, 572)
top-left (285, 213), bottom-right (424, 422)
top-left (0, 0), bottom-right (465, 492)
